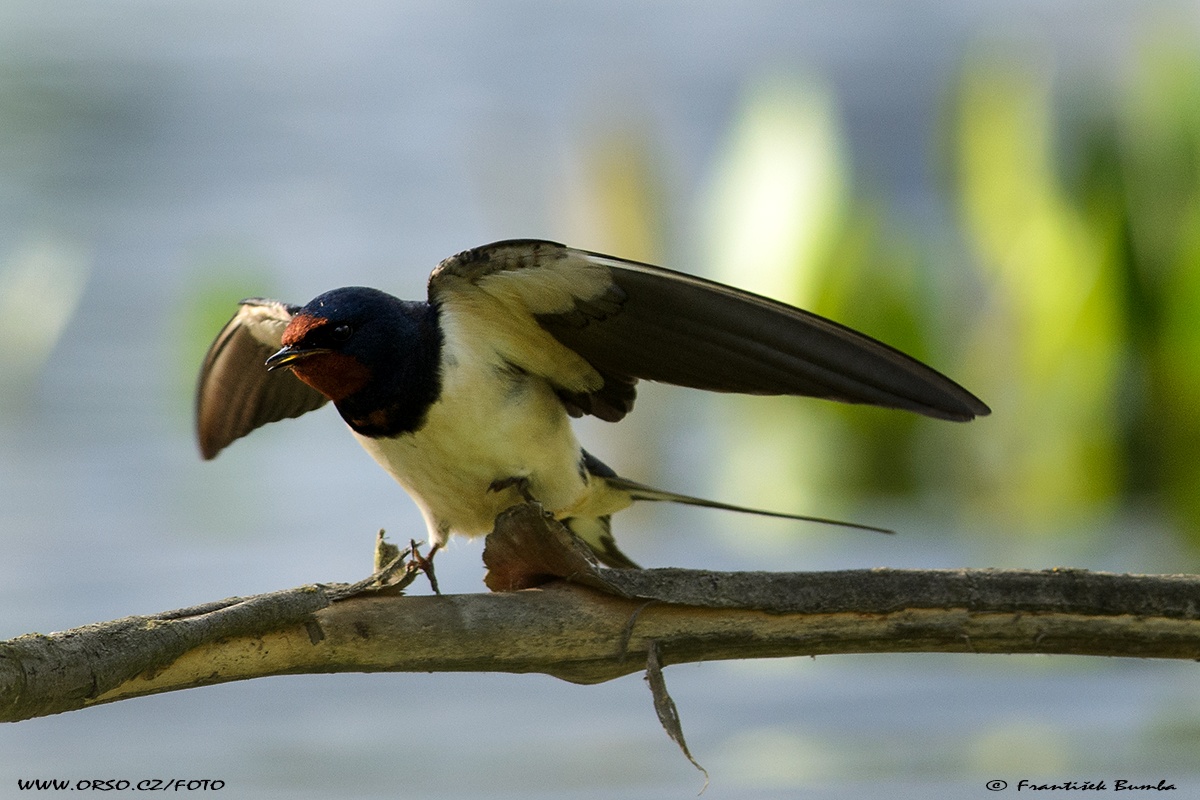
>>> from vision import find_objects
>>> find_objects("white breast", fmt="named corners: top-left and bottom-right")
top-left (352, 312), bottom-right (593, 546)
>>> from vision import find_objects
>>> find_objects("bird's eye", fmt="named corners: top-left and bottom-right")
top-left (331, 324), bottom-right (353, 342)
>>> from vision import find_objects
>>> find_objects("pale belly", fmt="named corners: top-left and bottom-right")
top-left (352, 372), bottom-right (592, 545)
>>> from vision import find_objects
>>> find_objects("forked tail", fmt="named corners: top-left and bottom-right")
top-left (604, 475), bottom-right (894, 535)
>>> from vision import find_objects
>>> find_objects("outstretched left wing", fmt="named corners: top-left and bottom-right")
top-left (428, 239), bottom-right (990, 424)
top-left (195, 298), bottom-right (329, 459)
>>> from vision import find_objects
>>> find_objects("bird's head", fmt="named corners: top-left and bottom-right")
top-left (265, 286), bottom-right (426, 404)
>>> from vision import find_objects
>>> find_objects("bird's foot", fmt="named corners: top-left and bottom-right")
top-left (488, 475), bottom-right (536, 503)
top-left (408, 539), bottom-right (442, 595)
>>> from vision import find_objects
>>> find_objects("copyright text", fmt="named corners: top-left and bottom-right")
top-left (18, 778), bottom-right (224, 792)
top-left (985, 779), bottom-right (1176, 792)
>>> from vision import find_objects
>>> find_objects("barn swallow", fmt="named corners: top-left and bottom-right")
top-left (196, 239), bottom-right (989, 573)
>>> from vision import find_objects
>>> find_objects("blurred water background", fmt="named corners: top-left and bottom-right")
top-left (3, 2), bottom-right (1200, 798)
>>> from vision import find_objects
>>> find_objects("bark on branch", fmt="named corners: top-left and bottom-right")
top-left (3, 504), bottom-right (1199, 724)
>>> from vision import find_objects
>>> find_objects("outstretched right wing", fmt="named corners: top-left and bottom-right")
top-left (195, 298), bottom-right (329, 460)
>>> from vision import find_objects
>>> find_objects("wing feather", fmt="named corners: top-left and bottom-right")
top-left (429, 241), bottom-right (611, 395)
top-left (195, 298), bottom-right (329, 459)
top-left (430, 240), bottom-right (989, 423)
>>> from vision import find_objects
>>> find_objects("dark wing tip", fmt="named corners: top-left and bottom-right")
top-left (894, 371), bottom-right (990, 422)
top-left (940, 394), bottom-right (991, 422)
top-left (864, 375), bottom-right (989, 423)
top-left (198, 430), bottom-right (221, 461)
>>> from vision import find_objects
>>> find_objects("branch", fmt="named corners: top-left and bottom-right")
top-left (3, 505), bottom-right (1199, 724)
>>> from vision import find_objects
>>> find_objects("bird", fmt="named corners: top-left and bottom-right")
top-left (195, 239), bottom-right (989, 575)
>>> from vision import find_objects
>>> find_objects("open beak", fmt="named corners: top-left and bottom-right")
top-left (265, 345), bottom-right (329, 372)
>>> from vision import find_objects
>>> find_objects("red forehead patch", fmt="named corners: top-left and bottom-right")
top-left (282, 313), bottom-right (327, 346)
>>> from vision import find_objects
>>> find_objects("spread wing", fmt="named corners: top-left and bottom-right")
top-left (428, 239), bottom-right (990, 423)
top-left (195, 298), bottom-right (329, 459)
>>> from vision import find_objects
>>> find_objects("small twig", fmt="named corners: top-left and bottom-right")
top-left (325, 536), bottom-right (415, 601)
top-left (645, 641), bottom-right (709, 792)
